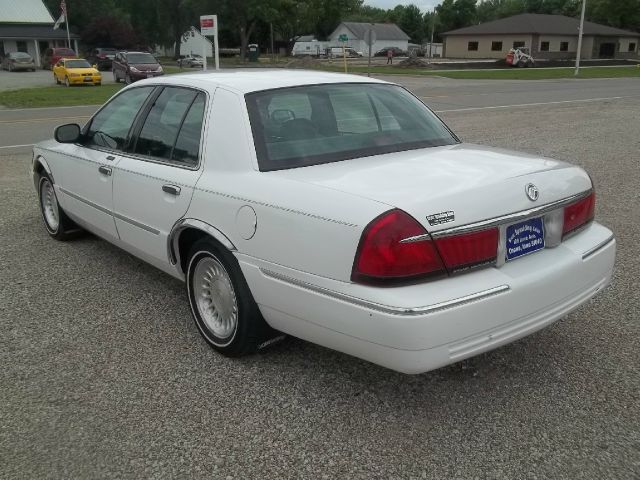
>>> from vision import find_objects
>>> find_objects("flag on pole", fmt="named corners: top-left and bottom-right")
top-left (53, 1), bottom-right (67, 30)
top-left (53, 13), bottom-right (65, 30)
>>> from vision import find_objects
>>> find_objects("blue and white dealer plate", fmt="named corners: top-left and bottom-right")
top-left (506, 217), bottom-right (545, 261)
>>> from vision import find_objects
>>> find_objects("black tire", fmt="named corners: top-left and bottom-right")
top-left (186, 238), bottom-right (280, 357)
top-left (37, 173), bottom-right (79, 241)
top-left (64, 76), bottom-right (71, 87)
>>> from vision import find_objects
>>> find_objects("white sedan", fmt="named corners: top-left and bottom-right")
top-left (32, 71), bottom-right (616, 374)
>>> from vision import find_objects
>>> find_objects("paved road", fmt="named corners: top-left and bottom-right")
top-left (1, 78), bottom-right (639, 478)
top-left (1, 76), bottom-right (638, 151)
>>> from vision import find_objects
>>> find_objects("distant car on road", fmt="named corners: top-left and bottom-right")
top-left (178, 54), bottom-right (204, 68)
top-left (41, 47), bottom-right (77, 70)
top-left (53, 58), bottom-right (101, 87)
top-left (1, 52), bottom-right (36, 72)
top-left (374, 47), bottom-right (406, 57)
top-left (87, 47), bottom-right (118, 71)
top-left (112, 51), bottom-right (164, 84)
top-left (326, 47), bottom-right (362, 58)
top-left (32, 71), bottom-right (615, 374)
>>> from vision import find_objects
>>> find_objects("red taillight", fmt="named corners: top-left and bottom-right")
top-left (563, 192), bottom-right (595, 237)
top-left (99, 53), bottom-right (106, 58)
top-left (434, 228), bottom-right (499, 273)
top-left (352, 209), bottom-right (445, 284)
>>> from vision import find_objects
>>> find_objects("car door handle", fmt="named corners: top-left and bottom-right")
top-left (105, 155), bottom-right (115, 161)
top-left (98, 165), bottom-right (112, 176)
top-left (162, 184), bottom-right (181, 196)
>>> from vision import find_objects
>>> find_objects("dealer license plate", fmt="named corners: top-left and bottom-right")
top-left (506, 217), bottom-right (545, 261)
top-left (83, 77), bottom-right (93, 82)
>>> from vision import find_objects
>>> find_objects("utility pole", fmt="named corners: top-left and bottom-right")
top-left (429, 9), bottom-right (436, 61)
top-left (270, 23), bottom-right (275, 63)
top-left (575, 0), bottom-right (586, 76)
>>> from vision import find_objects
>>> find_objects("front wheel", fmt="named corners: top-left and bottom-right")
top-left (64, 76), bottom-right (70, 87)
top-left (186, 239), bottom-right (279, 356)
top-left (38, 174), bottom-right (78, 240)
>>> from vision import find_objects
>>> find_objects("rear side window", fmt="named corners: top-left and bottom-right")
top-left (134, 87), bottom-right (204, 166)
top-left (85, 86), bottom-right (154, 151)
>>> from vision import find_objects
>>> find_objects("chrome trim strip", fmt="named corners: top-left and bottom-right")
top-left (399, 234), bottom-right (430, 244)
top-left (168, 218), bottom-right (236, 267)
top-left (59, 187), bottom-right (160, 235)
top-left (113, 211), bottom-right (160, 235)
top-left (582, 235), bottom-right (615, 260)
top-left (59, 187), bottom-right (111, 216)
top-left (430, 190), bottom-right (592, 238)
top-left (260, 268), bottom-right (510, 316)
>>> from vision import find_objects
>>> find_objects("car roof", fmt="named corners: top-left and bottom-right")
top-left (138, 69), bottom-right (390, 95)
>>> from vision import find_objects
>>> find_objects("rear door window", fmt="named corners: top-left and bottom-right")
top-left (133, 87), bottom-right (204, 166)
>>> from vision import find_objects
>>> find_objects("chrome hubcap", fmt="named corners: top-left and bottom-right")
top-left (193, 256), bottom-right (238, 340)
top-left (40, 179), bottom-right (59, 231)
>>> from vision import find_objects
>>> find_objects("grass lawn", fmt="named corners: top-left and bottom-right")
top-left (0, 84), bottom-right (123, 109)
top-left (318, 64), bottom-right (640, 80)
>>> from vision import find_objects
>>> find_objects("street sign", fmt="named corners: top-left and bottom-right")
top-left (338, 34), bottom-right (348, 42)
top-left (199, 15), bottom-right (219, 71)
top-left (365, 29), bottom-right (376, 47)
top-left (200, 15), bottom-right (217, 36)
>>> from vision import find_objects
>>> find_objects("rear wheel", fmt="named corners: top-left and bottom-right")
top-left (38, 173), bottom-right (78, 240)
top-left (8, 63), bottom-right (13, 72)
top-left (186, 239), bottom-right (280, 356)
top-left (54, 74), bottom-right (60, 84)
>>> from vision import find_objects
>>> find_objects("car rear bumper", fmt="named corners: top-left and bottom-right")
top-left (8, 63), bottom-right (35, 70)
top-left (68, 76), bottom-right (101, 84)
top-left (238, 222), bottom-right (615, 373)
top-left (130, 71), bottom-right (164, 81)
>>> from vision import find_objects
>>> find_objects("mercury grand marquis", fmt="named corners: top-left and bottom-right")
top-left (32, 71), bottom-right (616, 373)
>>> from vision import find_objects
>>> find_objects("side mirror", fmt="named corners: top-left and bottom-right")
top-left (54, 123), bottom-right (81, 143)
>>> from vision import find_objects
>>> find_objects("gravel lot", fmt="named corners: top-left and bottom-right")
top-left (1, 96), bottom-right (639, 478)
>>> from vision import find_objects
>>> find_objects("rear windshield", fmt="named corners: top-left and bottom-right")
top-left (100, 48), bottom-right (117, 53)
top-left (65, 59), bottom-right (91, 68)
top-left (127, 53), bottom-right (157, 64)
top-left (11, 52), bottom-right (31, 58)
top-left (246, 83), bottom-right (458, 171)
top-left (56, 49), bottom-right (76, 56)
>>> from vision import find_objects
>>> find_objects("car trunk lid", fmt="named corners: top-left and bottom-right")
top-left (270, 143), bottom-right (592, 233)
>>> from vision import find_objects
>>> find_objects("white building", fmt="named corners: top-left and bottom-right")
top-left (179, 27), bottom-right (213, 57)
top-left (328, 22), bottom-right (410, 55)
top-left (0, 0), bottom-right (80, 67)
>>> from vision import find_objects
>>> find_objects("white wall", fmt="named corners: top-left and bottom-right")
top-left (180, 29), bottom-right (213, 57)
top-left (328, 25), bottom-right (408, 55)
top-left (2, 39), bottom-right (38, 59)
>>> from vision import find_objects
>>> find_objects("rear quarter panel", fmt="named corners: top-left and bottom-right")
top-left (187, 87), bottom-right (388, 281)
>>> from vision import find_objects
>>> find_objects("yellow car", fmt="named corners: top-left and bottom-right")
top-left (53, 58), bottom-right (102, 87)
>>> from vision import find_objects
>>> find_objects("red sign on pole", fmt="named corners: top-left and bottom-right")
top-left (200, 15), bottom-right (216, 35)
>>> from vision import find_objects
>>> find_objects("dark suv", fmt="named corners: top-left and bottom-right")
top-left (112, 51), bottom-right (163, 84)
top-left (87, 47), bottom-right (118, 70)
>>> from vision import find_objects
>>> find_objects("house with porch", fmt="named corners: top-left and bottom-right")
top-left (0, 0), bottom-right (80, 68)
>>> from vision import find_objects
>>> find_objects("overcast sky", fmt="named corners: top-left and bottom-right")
top-left (364, 0), bottom-right (440, 11)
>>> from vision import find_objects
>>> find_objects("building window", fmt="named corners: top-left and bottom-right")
top-left (513, 41), bottom-right (525, 49)
top-left (540, 41), bottom-right (550, 51)
top-left (491, 41), bottom-right (502, 51)
top-left (560, 42), bottom-right (569, 52)
top-left (468, 41), bottom-right (479, 51)
top-left (630, 43), bottom-right (637, 52)
top-left (16, 41), bottom-right (28, 53)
